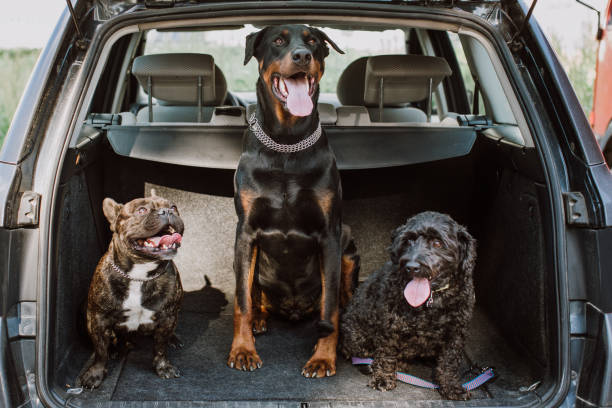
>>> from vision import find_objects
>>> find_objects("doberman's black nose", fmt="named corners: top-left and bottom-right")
top-left (292, 48), bottom-right (312, 66)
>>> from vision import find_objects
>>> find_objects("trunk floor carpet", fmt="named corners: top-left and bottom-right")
top-left (68, 187), bottom-right (540, 404)
top-left (72, 299), bottom-right (537, 403)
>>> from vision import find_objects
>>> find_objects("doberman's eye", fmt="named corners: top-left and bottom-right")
top-left (432, 239), bottom-right (443, 248)
top-left (137, 207), bottom-right (149, 215)
top-left (274, 37), bottom-right (285, 46)
top-left (307, 38), bottom-right (316, 45)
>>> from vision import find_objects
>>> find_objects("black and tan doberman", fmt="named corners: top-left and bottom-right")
top-left (228, 25), bottom-right (360, 378)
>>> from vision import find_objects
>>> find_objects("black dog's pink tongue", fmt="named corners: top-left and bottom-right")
top-left (404, 278), bottom-right (431, 307)
top-left (284, 76), bottom-right (313, 117)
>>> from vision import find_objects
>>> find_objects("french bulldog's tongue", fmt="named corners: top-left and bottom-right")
top-left (284, 76), bottom-right (313, 117)
top-left (158, 233), bottom-right (182, 247)
top-left (404, 278), bottom-right (431, 307)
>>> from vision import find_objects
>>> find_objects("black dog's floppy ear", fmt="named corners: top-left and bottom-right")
top-left (244, 27), bottom-right (268, 65)
top-left (311, 27), bottom-right (345, 56)
top-left (457, 226), bottom-right (477, 278)
top-left (389, 224), bottom-right (406, 265)
top-left (102, 198), bottom-right (123, 232)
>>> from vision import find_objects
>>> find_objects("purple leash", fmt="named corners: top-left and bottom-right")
top-left (351, 357), bottom-right (494, 390)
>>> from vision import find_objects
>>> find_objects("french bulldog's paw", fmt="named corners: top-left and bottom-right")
top-left (154, 360), bottom-right (182, 379)
top-left (301, 357), bottom-right (336, 378)
top-left (78, 366), bottom-right (106, 390)
top-left (368, 373), bottom-right (397, 391)
top-left (227, 347), bottom-right (262, 371)
top-left (439, 383), bottom-right (470, 400)
top-left (252, 318), bottom-right (267, 335)
top-left (168, 334), bottom-right (184, 349)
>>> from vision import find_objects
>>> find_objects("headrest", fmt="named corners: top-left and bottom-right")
top-left (336, 56), bottom-right (368, 106)
top-left (363, 55), bottom-right (452, 106)
top-left (132, 53), bottom-right (227, 105)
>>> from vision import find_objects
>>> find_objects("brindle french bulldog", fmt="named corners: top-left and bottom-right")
top-left (78, 192), bottom-right (184, 389)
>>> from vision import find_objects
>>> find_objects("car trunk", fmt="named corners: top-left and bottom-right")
top-left (45, 125), bottom-right (556, 406)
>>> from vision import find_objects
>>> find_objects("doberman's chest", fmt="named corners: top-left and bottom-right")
top-left (238, 163), bottom-right (337, 235)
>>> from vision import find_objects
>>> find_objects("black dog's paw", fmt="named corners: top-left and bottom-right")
top-left (439, 383), bottom-right (470, 400)
top-left (368, 373), bottom-right (397, 391)
top-left (78, 365), bottom-right (106, 390)
top-left (357, 364), bottom-right (373, 375)
top-left (154, 359), bottom-right (182, 379)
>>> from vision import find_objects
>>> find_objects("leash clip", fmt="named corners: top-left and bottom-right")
top-left (426, 293), bottom-right (434, 307)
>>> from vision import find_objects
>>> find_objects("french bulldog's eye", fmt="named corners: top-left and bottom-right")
top-left (274, 37), bottom-right (285, 46)
top-left (170, 205), bottom-right (178, 213)
top-left (137, 207), bottom-right (149, 215)
top-left (432, 239), bottom-right (443, 248)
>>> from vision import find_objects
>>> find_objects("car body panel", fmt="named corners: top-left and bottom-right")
top-left (0, 1), bottom-right (611, 407)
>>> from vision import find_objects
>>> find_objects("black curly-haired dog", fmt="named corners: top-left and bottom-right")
top-left (340, 211), bottom-right (476, 400)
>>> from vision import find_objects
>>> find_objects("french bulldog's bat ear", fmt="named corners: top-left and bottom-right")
top-left (244, 27), bottom-right (268, 65)
top-left (311, 27), bottom-right (344, 57)
top-left (102, 198), bottom-right (123, 232)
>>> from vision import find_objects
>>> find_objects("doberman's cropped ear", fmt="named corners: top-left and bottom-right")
top-left (102, 198), bottom-right (123, 232)
top-left (244, 27), bottom-right (269, 65)
top-left (311, 27), bottom-right (344, 57)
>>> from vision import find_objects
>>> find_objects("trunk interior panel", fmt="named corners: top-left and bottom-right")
top-left (50, 133), bottom-right (552, 405)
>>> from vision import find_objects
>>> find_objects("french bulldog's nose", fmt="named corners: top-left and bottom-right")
top-left (292, 48), bottom-right (312, 66)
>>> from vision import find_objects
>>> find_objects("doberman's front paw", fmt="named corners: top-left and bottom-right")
top-left (302, 357), bottom-right (336, 378)
top-left (228, 347), bottom-right (262, 371)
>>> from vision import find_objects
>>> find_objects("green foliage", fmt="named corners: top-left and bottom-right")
top-left (549, 24), bottom-right (597, 115)
top-left (0, 48), bottom-right (40, 149)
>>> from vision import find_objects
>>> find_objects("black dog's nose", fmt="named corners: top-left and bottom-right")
top-left (405, 261), bottom-right (420, 274)
top-left (292, 48), bottom-right (312, 66)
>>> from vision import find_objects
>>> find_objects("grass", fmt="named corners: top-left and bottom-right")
top-left (0, 48), bottom-right (41, 149)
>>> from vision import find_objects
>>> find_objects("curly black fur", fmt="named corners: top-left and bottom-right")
top-left (340, 211), bottom-right (476, 400)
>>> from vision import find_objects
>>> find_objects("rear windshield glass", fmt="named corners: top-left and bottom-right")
top-left (144, 25), bottom-right (406, 95)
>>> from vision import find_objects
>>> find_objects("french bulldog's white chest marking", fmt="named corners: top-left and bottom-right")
top-left (119, 262), bottom-right (158, 331)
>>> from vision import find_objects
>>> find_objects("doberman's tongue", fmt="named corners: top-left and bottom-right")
top-left (404, 277), bottom-right (431, 307)
top-left (284, 76), bottom-right (313, 117)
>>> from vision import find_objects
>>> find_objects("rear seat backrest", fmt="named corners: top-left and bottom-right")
top-left (336, 55), bottom-right (452, 125)
top-left (132, 53), bottom-right (228, 123)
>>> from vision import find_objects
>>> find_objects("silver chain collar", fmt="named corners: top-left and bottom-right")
top-left (109, 258), bottom-right (167, 282)
top-left (248, 113), bottom-right (322, 153)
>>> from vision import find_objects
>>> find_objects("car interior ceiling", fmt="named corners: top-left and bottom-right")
top-left (49, 21), bottom-right (556, 404)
